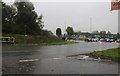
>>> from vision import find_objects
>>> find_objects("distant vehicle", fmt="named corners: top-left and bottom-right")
top-left (85, 37), bottom-right (99, 42)
top-left (85, 36), bottom-right (116, 43)
top-left (116, 39), bottom-right (120, 43)
top-left (105, 38), bottom-right (115, 42)
top-left (0, 37), bottom-right (15, 44)
top-left (91, 37), bottom-right (99, 42)
top-left (99, 38), bottom-right (106, 42)
top-left (85, 38), bottom-right (92, 42)
top-left (99, 37), bottom-right (115, 42)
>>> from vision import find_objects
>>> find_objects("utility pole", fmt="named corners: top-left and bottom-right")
top-left (64, 21), bottom-right (66, 34)
top-left (90, 17), bottom-right (92, 33)
top-left (25, 25), bottom-right (27, 36)
top-left (24, 25), bottom-right (27, 44)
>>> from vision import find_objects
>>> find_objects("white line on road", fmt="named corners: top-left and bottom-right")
top-left (52, 58), bottom-right (61, 59)
top-left (19, 59), bottom-right (39, 62)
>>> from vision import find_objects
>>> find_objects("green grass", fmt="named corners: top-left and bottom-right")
top-left (2, 34), bottom-right (78, 46)
top-left (89, 48), bottom-right (120, 61)
top-left (2, 41), bottom-right (77, 46)
top-left (41, 41), bottom-right (78, 45)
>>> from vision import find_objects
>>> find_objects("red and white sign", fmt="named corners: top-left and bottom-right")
top-left (111, 0), bottom-right (120, 10)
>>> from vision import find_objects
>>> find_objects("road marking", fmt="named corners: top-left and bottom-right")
top-left (52, 58), bottom-right (61, 59)
top-left (19, 59), bottom-right (39, 62)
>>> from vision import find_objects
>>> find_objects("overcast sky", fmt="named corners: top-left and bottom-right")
top-left (3, 0), bottom-right (118, 34)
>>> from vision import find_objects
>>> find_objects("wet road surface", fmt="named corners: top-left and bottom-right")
top-left (2, 41), bottom-right (119, 74)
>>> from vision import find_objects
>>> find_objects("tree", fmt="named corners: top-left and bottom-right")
top-left (74, 32), bottom-right (77, 36)
top-left (92, 30), bottom-right (99, 34)
top-left (100, 30), bottom-right (106, 37)
top-left (66, 26), bottom-right (74, 36)
top-left (107, 31), bottom-right (111, 34)
top-left (100, 30), bottom-right (106, 34)
top-left (2, 2), bottom-right (16, 23)
top-left (2, 2), bottom-right (17, 33)
top-left (2, 0), bottom-right (44, 35)
top-left (117, 33), bottom-right (120, 39)
top-left (37, 14), bottom-right (44, 29)
top-left (14, 0), bottom-right (43, 34)
top-left (56, 28), bottom-right (62, 37)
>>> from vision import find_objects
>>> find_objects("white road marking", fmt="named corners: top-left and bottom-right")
top-left (52, 58), bottom-right (61, 59)
top-left (19, 59), bottom-right (39, 62)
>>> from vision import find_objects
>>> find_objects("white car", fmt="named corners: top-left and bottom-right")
top-left (91, 38), bottom-right (99, 42)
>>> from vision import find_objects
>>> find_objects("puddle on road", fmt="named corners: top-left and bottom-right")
top-left (66, 54), bottom-right (112, 62)
top-left (18, 55), bottom-right (112, 63)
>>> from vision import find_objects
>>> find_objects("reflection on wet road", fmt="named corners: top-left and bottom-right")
top-left (2, 41), bottom-right (119, 74)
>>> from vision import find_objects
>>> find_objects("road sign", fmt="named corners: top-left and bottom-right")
top-left (111, 0), bottom-right (120, 10)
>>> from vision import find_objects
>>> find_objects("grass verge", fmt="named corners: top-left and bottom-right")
top-left (89, 48), bottom-right (120, 61)
top-left (2, 34), bottom-right (78, 46)
top-left (40, 41), bottom-right (78, 45)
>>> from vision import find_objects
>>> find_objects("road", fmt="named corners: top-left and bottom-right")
top-left (2, 41), bottom-right (119, 74)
